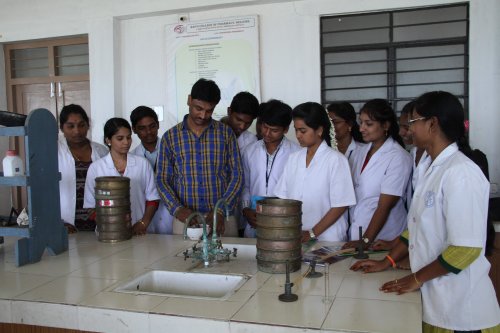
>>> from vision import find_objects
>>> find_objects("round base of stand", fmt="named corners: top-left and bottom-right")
top-left (279, 293), bottom-right (298, 302)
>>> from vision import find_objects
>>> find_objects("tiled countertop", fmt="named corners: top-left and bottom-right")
top-left (0, 233), bottom-right (421, 332)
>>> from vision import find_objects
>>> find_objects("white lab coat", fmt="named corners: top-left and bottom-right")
top-left (273, 141), bottom-right (356, 241)
top-left (405, 146), bottom-right (431, 207)
top-left (344, 139), bottom-right (366, 173)
top-left (241, 137), bottom-right (301, 237)
top-left (58, 138), bottom-right (108, 225)
top-left (349, 137), bottom-right (412, 241)
top-left (131, 141), bottom-right (173, 234)
top-left (84, 153), bottom-right (160, 225)
top-left (408, 143), bottom-right (500, 330)
top-left (237, 130), bottom-right (257, 151)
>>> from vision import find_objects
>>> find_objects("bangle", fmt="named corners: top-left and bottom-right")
top-left (385, 255), bottom-right (397, 268)
top-left (413, 273), bottom-right (422, 286)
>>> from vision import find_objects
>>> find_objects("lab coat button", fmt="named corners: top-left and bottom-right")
top-left (410, 245), bottom-right (414, 249)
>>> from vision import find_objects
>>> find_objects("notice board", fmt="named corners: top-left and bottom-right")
top-left (166, 15), bottom-right (261, 121)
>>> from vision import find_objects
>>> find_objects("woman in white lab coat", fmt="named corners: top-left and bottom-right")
top-left (343, 99), bottom-right (412, 248)
top-left (326, 101), bottom-right (365, 171)
top-left (84, 118), bottom-right (159, 235)
top-left (273, 102), bottom-right (356, 242)
top-left (351, 91), bottom-right (500, 332)
top-left (58, 104), bottom-right (108, 233)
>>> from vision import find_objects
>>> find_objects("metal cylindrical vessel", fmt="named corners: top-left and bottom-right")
top-left (255, 198), bottom-right (302, 273)
top-left (94, 176), bottom-right (132, 242)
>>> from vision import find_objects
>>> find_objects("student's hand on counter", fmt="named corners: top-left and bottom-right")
top-left (242, 208), bottom-right (257, 228)
top-left (175, 207), bottom-right (194, 223)
top-left (206, 210), bottom-right (225, 236)
top-left (343, 240), bottom-right (367, 250)
top-left (132, 219), bottom-right (148, 236)
top-left (301, 230), bottom-right (312, 243)
top-left (350, 258), bottom-right (389, 273)
top-left (380, 273), bottom-right (421, 295)
top-left (64, 223), bottom-right (77, 234)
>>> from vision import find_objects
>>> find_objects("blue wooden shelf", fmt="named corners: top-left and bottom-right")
top-left (0, 109), bottom-right (68, 266)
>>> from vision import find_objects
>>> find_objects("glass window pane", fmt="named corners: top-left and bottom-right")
top-left (397, 83), bottom-right (464, 99)
top-left (394, 6), bottom-right (467, 26)
top-left (55, 44), bottom-right (89, 76)
top-left (11, 47), bottom-right (49, 78)
top-left (325, 87), bottom-right (387, 101)
top-left (323, 28), bottom-right (389, 47)
top-left (394, 21), bottom-right (467, 41)
top-left (322, 13), bottom-right (389, 32)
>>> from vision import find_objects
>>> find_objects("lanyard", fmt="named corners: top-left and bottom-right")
top-left (265, 146), bottom-right (281, 194)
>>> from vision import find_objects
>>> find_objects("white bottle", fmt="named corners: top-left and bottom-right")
top-left (3, 150), bottom-right (24, 177)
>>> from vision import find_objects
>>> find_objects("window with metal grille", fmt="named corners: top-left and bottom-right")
top-left (320, 4), bottom-right (468, 115)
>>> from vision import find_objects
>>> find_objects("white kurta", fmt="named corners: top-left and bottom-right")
top-left (131, 139), bottom-right (173, 234)
top-left (84, 153), bottom-right (160, 225)
top-left (241, 137), bottom-right (301, 237)
top-left (408, 143), bottom-right (500, 330)
top-left (349, 137), bottom-right (412, 241)
top-left (58, 138), bottom-right (108, 225)
top-left (273, 141), bottom-right (356, 241)
top-left (237, 130), bottom-right (257, 151)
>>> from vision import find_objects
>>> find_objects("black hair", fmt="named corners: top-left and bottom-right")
top-left (414, 91), bottom-right (495, 257)
top-left (413, 91), bottom-right (472, 155)
top-left (229, 92), bottom-right (259, 118)
top-left (400, 100), bottom-right (416, 116)
top-left (258, 99), bottom-right (293, 128)
top-left (190, 78), bottom-right (221, 104)
top-left (130, 106), bottom-right (159, 127)
top-left (327, 101), bottom-right (364, 143)
top-left (59, 104), bottom-right (89, 130)
top-left (104, 118), bottom-right (132, 144)
top-left (360, 99), bottom-right (405, 148)
top-left (292, 102), bottom-right (332, 147)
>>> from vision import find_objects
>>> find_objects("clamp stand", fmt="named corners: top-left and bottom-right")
top-left (353, 226), bottom-right (369, 259)
top-left (279, 261), bottom-right (298, 302)
top-left (305, 260), bottom-right (323, 278)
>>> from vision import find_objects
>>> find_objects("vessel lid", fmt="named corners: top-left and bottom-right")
top-left (6, 150), bottom-right (17, 156)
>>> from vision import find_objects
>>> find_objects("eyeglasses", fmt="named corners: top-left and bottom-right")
top-left (408, 117), bottom-right (427, 126)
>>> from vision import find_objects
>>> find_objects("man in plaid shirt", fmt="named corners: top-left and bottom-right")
top-left (157, 78), bottom-right (243, 236)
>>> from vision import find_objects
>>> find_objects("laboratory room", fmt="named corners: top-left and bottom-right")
top-left (0, 0), bottom-right (499, 332)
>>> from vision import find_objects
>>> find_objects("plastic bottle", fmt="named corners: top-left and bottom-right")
top-left (3, 150), bottom-right (24, 177)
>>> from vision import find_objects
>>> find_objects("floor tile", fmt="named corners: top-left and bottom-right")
top-left (323, 297), bottom-right (422, 333)
top-left (15, 276), bottom-right (117, 304)
top-left (232, 291), bottom-right (332, 329)
top-left (0, 271), bottom-right (55, 298)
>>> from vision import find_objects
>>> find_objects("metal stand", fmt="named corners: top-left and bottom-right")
top-left (305, 260), bottom-right (323, 278)
top-left (279, 261), bottom-right (298, 302)
top-left (353, 226), bottom-right (369, 260)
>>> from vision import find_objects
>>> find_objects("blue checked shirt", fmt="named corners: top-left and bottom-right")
top-left (157, 116), bottom-right (243, 215)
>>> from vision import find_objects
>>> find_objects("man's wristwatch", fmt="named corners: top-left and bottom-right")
top-left (309, 229), bottom-right (317, 240)
top-left (362, 237), bottom-right (370, 244)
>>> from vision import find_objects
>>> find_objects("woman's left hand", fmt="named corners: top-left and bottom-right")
top-left (132, 220), bottom-right (148, 235)
top-left (380, 274), bottom-right (421, 295)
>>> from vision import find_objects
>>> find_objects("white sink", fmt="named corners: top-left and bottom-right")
top-left (114, 270), bottom-right (249, 300)
top-left (176, 243), bottom-right (256, 261)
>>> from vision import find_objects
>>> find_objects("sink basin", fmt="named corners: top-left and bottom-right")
top-left (114, 270), bottom-right (249, 300)
top-left (176, 243), bottom-right (256, 261)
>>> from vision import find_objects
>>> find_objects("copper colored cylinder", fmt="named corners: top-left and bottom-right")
top-left (255, 198), bottom-right (302, 273)
top-left (94, 176), bottom-right (132, 243)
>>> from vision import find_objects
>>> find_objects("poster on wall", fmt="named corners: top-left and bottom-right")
top-left (166, 15), bottom-right (260, 121)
